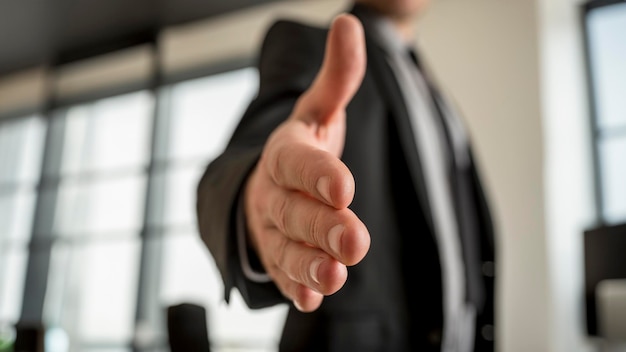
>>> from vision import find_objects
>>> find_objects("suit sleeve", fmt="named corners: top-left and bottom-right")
top-left (195, 19), bottom-right (327, 309)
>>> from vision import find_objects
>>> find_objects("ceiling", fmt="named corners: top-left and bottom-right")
top-left (0, 0), bottom-right (281, 76)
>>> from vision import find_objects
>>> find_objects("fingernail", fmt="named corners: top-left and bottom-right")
top-left (328, 224), bottom-right (344, 255)
top-left (316, 176), bottom-right (331, 203)
top-left (310, 257), bottom-right (323, 284)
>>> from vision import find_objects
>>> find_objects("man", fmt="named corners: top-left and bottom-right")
top-left (196, 0), bottom-right (497, 351)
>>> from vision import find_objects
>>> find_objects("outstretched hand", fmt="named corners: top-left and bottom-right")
top-left (243, 13), bottom-right (370, 312)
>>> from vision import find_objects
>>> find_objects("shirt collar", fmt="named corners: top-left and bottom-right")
top-left (351, 3), bottom-right (412, 56)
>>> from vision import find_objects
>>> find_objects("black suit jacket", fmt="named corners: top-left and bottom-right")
top-left (196, 5), bottom-right (497, 352)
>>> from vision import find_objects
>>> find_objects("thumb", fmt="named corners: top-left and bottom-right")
top-left (297, 13), bottom-right (366, 124)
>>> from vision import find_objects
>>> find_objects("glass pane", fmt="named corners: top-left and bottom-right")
top-left (54, 176), bottom-right (147, 236)
top-left (0, 116), bottom-right (46, 184)
top-left (57, 91), bottom-right (153, 175)
top-left (0, 248), bottom-right (28, 325)
top-left (148, 164), bottom-right (206, 227)
top-left (44, 239), bottom-right (140, 345)
top-left (599, 136), bottom-right (626, 224)
top-left (45, 326), bottom-right (70, 352)
top-left (160, 67), bottom-right (258, 162)
top-left (587, 3), bottom-right (626, 130)
top-left (159, 233), bottom-right (222, 306)
top-left (0, 191), bottom-right (37, 243)
top-left (159, 233), bottom-right (287, 350)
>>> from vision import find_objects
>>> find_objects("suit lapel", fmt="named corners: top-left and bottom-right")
top-left (361, 30), bottom-right (435, 233)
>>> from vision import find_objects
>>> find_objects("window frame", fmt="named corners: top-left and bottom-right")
top-left (580, 0), bottom-right (626, 226)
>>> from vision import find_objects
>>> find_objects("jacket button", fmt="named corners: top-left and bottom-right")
top-left (482, 261), bottom-right (495, 277)
top-left (427, 329), bottom-right (441, 345)
top-left (481, 324), bottom-right (495, 341)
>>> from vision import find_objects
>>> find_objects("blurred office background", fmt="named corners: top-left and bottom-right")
top-left (0, 0), bottom-right (624, 351)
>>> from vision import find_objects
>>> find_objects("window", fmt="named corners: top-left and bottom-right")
top-left (583, 0), bottom-right (626, 225)
top-left (0, 66), bottom-right (289, 352)
top-left (153, 67), bottom-right (288, 351)
top-left (43, 91), bottom-right (153, 350)
top-left (0, 115), bottom-right (46, 327)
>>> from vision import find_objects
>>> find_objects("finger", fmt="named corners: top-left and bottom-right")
top-left (295, 13), bottom-right (366, 124)
top-left (266, 139), bottom-right (354, 209)
top-left (267, 188), bottom-right (370, 266)
top-left (292, 284), bottom-right (324, 312)
top-left (267, 267), bottom-right (324, 312)
top-left (262, 227), bottom-right (349, 295)
top-left (276, 278), bottom-right (324, 313)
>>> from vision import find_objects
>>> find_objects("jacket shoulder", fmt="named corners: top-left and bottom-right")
top-left (256, 18), bottom-right (328, 88)
top-left (263, 18), bottom-right (328, 43)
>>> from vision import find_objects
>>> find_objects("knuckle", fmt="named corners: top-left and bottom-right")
top-left (262, 134), bottom-right (284, 184)
top-left (269, 146), bottom-right (284, 184)
top-left (274, 236), bottom-right (290, 272)
top-left (307, 206), bottom-right (325, 246)
top-left (271, 193), bottom-right (289, 233)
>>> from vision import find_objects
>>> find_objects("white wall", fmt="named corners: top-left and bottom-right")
top-left (419, 1), bottom-right (601, 351)
top-left (417, 1), bottom-right (548, 351)
top-left (538, 0), bottom-right (597, 351)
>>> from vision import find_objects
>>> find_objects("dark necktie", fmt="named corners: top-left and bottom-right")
top-left (406, 47), bottom-right (455, 172)
top-left (406, 46), bottom-right (486, 309)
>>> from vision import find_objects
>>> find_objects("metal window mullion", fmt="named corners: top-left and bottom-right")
top-left (591, 129), bottom-right (605, 226)
top-left (581, 9), bottom-right (605, 227)
top-left (131, 38), bottom-right (173, 352)
top-left (18, 91), bottom-right (68, 325)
